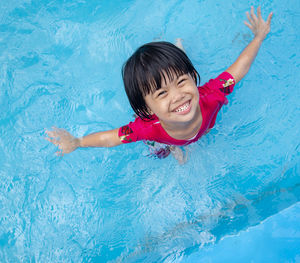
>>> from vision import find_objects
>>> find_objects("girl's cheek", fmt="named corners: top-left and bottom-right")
top-left (160, 98), bottom-right (169, 107)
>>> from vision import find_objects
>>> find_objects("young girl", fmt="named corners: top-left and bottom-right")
top-left (46, 7), bottom-right (273, 163)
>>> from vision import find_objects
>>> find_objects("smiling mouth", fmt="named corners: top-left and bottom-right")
top-left (173, 100), bottom-right (191, 114)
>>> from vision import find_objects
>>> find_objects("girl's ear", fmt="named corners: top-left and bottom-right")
top-left (193, 70), bottom-right (198, 84)
top-left (193, 70), bottom-right (200, 85)
top-left (146, 106), bottom-right (154, 115)
top-left (147, 108), bottom-right (154, 115)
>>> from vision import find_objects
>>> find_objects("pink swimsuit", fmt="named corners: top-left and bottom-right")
top-left (118, 72), bottom-right (235, 146)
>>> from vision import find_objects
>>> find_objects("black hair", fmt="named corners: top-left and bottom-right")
top-left (122, 41), bottom-right (200, 120)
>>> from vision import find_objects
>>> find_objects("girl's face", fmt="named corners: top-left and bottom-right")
top-left (144, 72), bottom-right (200, 129)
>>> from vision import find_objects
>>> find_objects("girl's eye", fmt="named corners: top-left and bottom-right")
top-left (178, 78), bottom-right (187, 85)
top-left (157, 90), bottom-right (166, 97)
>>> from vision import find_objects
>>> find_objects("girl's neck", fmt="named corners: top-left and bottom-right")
top-left (160, 106), bottom-right (203, 141)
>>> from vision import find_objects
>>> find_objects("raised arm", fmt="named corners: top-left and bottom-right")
top-left (46, 127), bottom-right (122, 156)
top-left (226, 6), bottom-right (273, 83)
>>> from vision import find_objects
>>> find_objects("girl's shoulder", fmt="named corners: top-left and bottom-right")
top-left (118, 115), bottom-right (161, 143)
top-left (199, 72), bottom-right (235, 96)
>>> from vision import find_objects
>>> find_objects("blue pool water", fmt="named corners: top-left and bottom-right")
top-left (0, 0), bottom-right (299, 262)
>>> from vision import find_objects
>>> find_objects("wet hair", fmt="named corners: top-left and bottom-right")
top-left (122, 41), bottom-right (200, 120)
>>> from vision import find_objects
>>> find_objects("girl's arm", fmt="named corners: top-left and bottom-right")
top-left (46, 127), bottom-right (122, 156)
top-left (226, 6), bottom-right (273, 83)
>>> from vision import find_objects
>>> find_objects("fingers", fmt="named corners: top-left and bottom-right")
top-left (45, 135), bottom-right (64, 156)
top-left (267, 12), bottom-right (273, 25)
top-left (45, 128), bottom-right (62, 148)
top-left (246, 11), bottom-right (254, 25)
top-left (45, 127), bottom-right (69, 157)
top-left (45, 129), bottom-right (60, 139)
top-left (246, 6), bottom-right (257, 25)
top-left (244, 21), bottom-right (253, 30)
top-left (257, 6), bottom-right (262, 19)
top-left (45, 127), bottom-right (75, 156)
top-left (55, 142), bottom-right (65, 156)
top-left (46, 137), bottom-right (63, 150)
top-left (55, 150), bottom-right (64, 157)
top-left (247, 6), bottom-right (273, 23)
top-left (250, 6), bottom-right (257, 22)
top-left (44, 136), bottom-right (59, 146)
top-left (45, 127), bottom-right (68, 140)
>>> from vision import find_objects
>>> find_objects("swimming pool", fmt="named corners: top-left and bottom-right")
top-left (0, 0), bottom-right (299, 262)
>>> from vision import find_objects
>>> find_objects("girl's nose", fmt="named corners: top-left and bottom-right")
top-left (171, 89), bottom-right (184, 104)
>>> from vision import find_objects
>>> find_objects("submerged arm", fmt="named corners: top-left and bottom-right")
top-left (46, 127), bottom-right (122, 156)
top-left (79, 128), bottom-right (122, 148)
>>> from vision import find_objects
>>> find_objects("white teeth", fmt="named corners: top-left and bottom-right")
top-left (175, 102), bottom-right (189, 112)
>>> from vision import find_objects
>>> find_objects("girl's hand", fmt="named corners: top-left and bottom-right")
top-left (245, 6), bottom-right (273, 41)
top-left (45, 127), bottom-right (80, 156)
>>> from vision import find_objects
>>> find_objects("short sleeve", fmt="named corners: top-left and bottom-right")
top-left (200, 72), bottom-right (235, 96)
top-left (118, 123), bottom-right (137, 143)
top-left (118, 117), bottom-right (148, 144)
